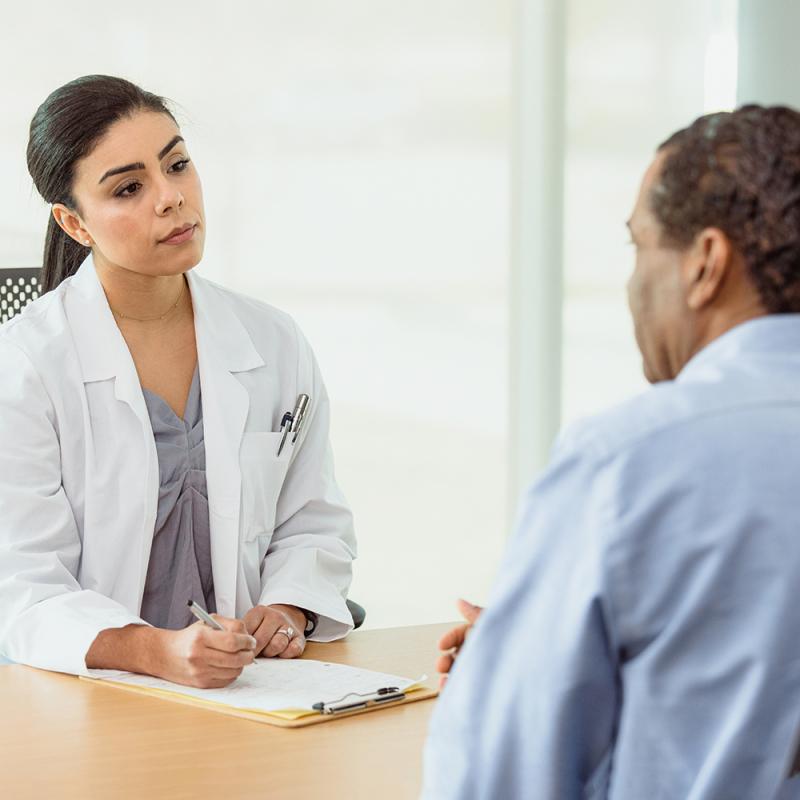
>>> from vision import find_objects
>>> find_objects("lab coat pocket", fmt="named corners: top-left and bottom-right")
top-left (240, 431), bottom-right (292, 542)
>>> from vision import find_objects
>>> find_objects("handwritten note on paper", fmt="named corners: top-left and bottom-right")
top-left (86, 659), bottom-right (423, 718)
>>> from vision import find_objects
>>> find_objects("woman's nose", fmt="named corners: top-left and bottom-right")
top-left (155, 183), bottom-right (184, 216)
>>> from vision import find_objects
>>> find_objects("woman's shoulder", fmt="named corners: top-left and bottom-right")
top-left (190, 274), bottom-right (314, 359)
top-left (195, 274), bottom-right (294, 325)
top-left (0, 282), bottom-right (80, 413)
top-left (0, 280), bottom-right (71, 359)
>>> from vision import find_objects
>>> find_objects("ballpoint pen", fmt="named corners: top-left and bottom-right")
top-left (187, 600), bottom-right (225, 631)
top-left (290, 394), bottom-right (310, 444)
top-left (276, 411), bottom-right (293, 456)
top-left (277, 394), bottom-right (311, 456)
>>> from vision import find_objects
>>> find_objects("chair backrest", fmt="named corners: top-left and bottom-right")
top-left (0, 268), bottom-right (43, 324)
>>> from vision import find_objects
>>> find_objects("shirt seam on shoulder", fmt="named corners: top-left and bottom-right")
top-left (580, 399), bottom-right (800, 462)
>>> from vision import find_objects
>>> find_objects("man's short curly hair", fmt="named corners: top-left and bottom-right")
top-left (651, 104), bottom-right (800, 313)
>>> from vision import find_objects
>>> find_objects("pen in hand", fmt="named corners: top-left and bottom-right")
top-left (151, 602), bottom-right (258, 689)
top-left (187, 599), bottom-right (226, 631)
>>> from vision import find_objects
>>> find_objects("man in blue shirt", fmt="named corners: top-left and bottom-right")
top-left (422, 106), bottom-right (800, 799)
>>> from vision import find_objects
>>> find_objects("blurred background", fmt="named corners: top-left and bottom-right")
top-left (1, 0), bottom-right (781, 627)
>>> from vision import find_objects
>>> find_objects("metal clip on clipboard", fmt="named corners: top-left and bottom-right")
top-left (311, 686), bottom-right (406, 715)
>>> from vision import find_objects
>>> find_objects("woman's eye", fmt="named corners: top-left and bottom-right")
top-left (115, 182), bottom-right (141, 198)
top-left (170, 158), bottom-right (190, 173)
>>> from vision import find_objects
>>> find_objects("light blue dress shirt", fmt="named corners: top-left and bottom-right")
top-left (422, 316), bottom-right (800, 800)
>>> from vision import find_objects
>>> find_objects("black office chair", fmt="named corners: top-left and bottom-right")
top-left (0, 266), bottom-right (366, 630)
top-left (0, 267), bottom-right (42, 324)
top-left (346, 600), bottom-right (366, 629)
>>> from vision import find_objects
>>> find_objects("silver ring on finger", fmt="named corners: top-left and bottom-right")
top-left (277, 626), bottom-right (294, 640)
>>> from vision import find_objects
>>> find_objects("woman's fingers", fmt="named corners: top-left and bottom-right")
top-left (162, 623), bottom-right (258, 689)
top-left (264, 628), bottom-right (295, 657)
top-left (255, 617), bottom-right (290, 657)
top-left (204, 647), bottom-right (256, 670)
top-left (200, 667), bottom-right (248, 688)
top-left (202, 628), bottom-right (257, 655)
top-left (210, 614), bottom-right (248, 634)
top-left (277, 635), bottom-right (306, 659)
top-left (216, 606), bottom-right (307, 659)
top-left (242, 606), bottom-right (263, 636)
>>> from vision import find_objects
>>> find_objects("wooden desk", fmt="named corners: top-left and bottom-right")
top-left (0, 623), bottom-right (449, 800)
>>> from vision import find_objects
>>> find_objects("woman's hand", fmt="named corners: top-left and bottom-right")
top-left (243, 604), bottom-right (308, 659)
top-left (436, 599), bottom-right (483, 689)
top-left (155, 615), bottom-right (257, 689)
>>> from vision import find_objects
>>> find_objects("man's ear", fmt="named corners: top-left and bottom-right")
top-left (684, 227), bottom-right (732, 311)
top-left (52, 204), bottom-right (93, 247)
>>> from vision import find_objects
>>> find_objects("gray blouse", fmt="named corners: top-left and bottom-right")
top-left (139, 366), bottom-right (217, 629)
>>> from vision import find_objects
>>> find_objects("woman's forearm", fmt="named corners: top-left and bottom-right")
top-left (85, 624), bottom-right (164, 673)
top-left (86, 619), bottom-right (255, 688)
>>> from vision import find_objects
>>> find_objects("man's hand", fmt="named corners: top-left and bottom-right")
top-left (243, 604), bottom-right (308, 659)
top-left (436, 599), bottom-right (483, 688)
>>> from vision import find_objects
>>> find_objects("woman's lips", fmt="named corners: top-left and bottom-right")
top-left (161, 224), bottom-right (196, 245)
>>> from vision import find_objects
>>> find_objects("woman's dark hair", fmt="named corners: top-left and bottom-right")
top-left (651, 104), bottom-right (800, 313)
top-left (27, 75), bottom-right (175, 292)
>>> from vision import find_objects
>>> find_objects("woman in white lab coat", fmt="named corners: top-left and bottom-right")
top-left (0, 75), bottom-right (356, 687)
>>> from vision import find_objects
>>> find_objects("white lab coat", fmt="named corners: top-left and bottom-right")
top-left (0, 256), bottom-right (356, 675)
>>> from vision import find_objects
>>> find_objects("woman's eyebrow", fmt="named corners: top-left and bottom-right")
top-left (99, 161), bottom-right (145, 184)
top-left (157, 134), bottom-right (184, 160)
top-left (98, 135), bottom-right (186, 184)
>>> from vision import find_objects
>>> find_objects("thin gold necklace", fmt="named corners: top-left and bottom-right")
top-left (110, 279), bottom-right (185, 322)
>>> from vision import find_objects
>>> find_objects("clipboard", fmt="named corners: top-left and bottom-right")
top-left (83, 676), bottom-right (438, 728)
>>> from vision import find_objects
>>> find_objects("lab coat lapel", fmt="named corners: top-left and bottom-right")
top-left (66, 256), bottom-right (159, 610)
top-left (187, 271), bottom-right (264, 618)
top-left (69, 256), bottom-right (152, 420)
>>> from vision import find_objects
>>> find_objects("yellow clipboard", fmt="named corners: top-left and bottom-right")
top-left (81, 675), bottom-right (439, 728)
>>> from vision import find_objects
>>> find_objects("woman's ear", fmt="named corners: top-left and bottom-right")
top-left (52, 204), bottom-right (92, 247)
top-left (684, 227), bottom-right (732, 311)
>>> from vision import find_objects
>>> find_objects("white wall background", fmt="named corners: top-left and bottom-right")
top-left (1, 0), bottom-right (737, 627)
top-left (562, 0), bottom-right (738, 425)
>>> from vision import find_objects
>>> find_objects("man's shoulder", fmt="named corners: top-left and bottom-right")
top-left (555, 370), bottom-right (784, 465)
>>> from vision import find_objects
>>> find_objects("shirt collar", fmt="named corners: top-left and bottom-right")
top-left (678, 314), bottom-right (800, 382)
